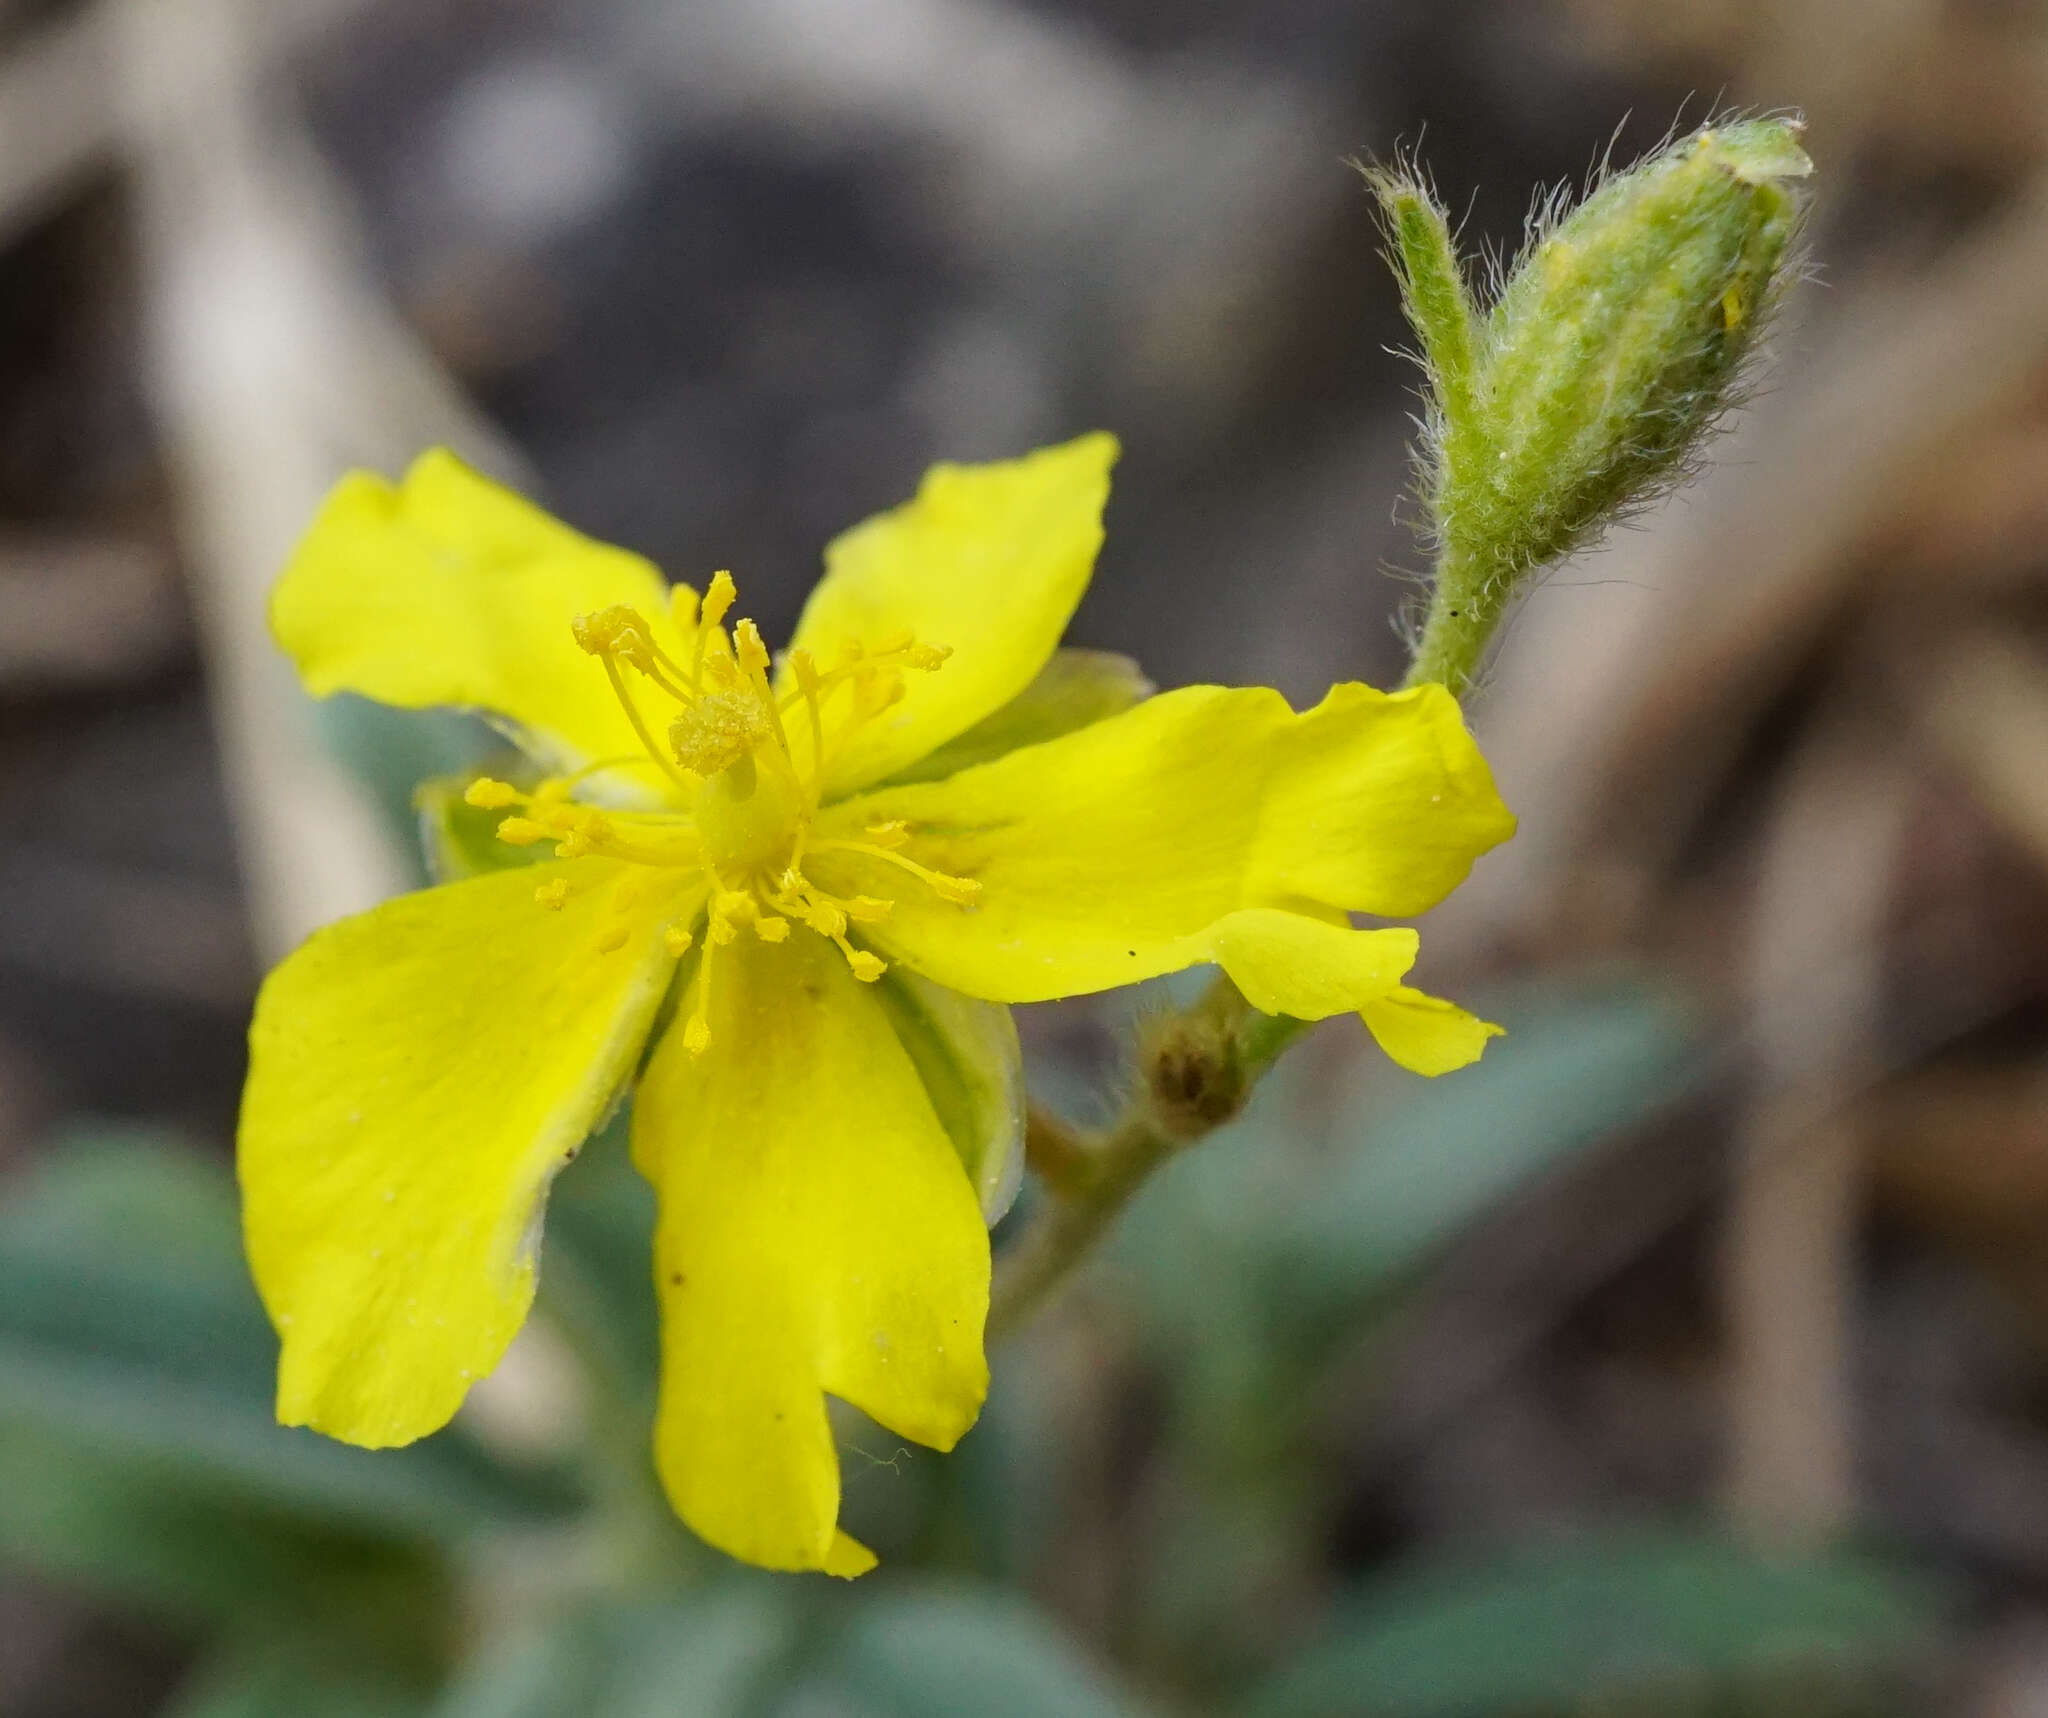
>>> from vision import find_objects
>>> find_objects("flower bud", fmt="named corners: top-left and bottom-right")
top-left (1376, 117), bottom-right (1813, 692)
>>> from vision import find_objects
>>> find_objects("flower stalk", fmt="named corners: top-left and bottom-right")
top-left (989, 117), bottom-right (1814, 1339)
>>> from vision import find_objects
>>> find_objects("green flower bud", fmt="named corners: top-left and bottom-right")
top-left (1374, 118), bottom-right (1813, 693)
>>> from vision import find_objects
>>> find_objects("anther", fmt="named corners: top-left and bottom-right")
top-left (702, 570), bottom-right (737, 628)
top-left (804, 900), bottom-right (847, 937)
top-left (497, 816), bottom-right (549, 846)
top-left (683, 1017), bottom-right (712, 1056)
top-left (753, 915), bottom-right (790, 943)
top-left (594, 923), bottom-right (630, 953)
top-left (670, 583), bottom-right (700, 632)
top-left (845, 949), bottom-right (886, 982)
top-left (534, 878), bottom-right (570, 910)
top-left (664, 924), bottom-right (696, 957)
top-left (464, 777), bottom-right (520, 809)
top-left (571, 604), bottom-right (655, 669)
top-left (864, 821), bottom-right (909, 849)
top-left (904, 643), bottom-right (951, 671)
top-left (734, 618), bottom-right (771, 678)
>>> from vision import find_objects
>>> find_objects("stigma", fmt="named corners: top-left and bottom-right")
top-left (463, 571), bottom-right (978, 1054)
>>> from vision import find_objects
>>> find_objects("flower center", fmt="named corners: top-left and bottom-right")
top-left (460, 570), bottom-right (977, 1055)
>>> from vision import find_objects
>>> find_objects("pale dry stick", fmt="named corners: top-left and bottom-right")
top-left (1913, 632), bottom-right (2048, 868)
top-left (0, 0), bottom-right (373, 249)
top-left (114, 0), bottom-right (526, 961)
top-left (1723, 714), bottom-right (1913, 1548)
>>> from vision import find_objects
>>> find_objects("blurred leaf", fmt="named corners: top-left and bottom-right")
top-left (0, 1418), bottom-right (449, 1643)
top-left (431, 1587), bottom-right (795, 1718)
top-left (537, 1110), bottom-right (662, 1414)
top-left (0, 1135), bottom-right (579, 1549)
top-left (1243, 1528), bottom-right (1940, 1718)
top-left (313, 695), bottom-right (495, 884)
top-left (1122, 975), bottom-right (1706, 1355)
top-left (817, 1584), bottom-right (1150, 1718)
top-left (1272, 976), bottom-right (1704, 1318)
top-left (164, 1641), bottom-right (433, 1718)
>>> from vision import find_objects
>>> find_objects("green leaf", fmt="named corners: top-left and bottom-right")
top-left (0, 1419), bottom-right (450, 1642)
top-left (164, 1641), bottom-right (434, 1718)
top-left (821, 1585), bottom-right (1150, 1718)
top-left (0, 1136), bottom-right (578, 1549)
top-left (1244, 1528), bottom-right (1940, 1718)
top-left (313, 695), bottom-right (495, 883)
top-left (431, 1588), bottom-right (795, 1718)
top-left (1272, 976), bottom-right (1704, 1318)
top-left (1120, 976), bottom-right (1706, 1357)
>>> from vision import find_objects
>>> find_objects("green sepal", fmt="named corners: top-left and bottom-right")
top-left (874, 970), bottom-right (1026, 1224)
top-left (879, 648), bottom-right (1153, 786)
top-left (414, 773), bottom-right (552, 883)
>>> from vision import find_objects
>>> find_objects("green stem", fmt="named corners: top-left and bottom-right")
top-left (1402, 542), bottom-right (1495, 695)
top-left (987, 1108), bottom-right (1176, 1343)
top-left (988, 975), bottom-right (1311, 1342)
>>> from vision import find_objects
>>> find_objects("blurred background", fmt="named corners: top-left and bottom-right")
top-left (4, 0), bottom-right (2048, 1712)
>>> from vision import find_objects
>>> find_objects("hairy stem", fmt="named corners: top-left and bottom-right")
top-left (988, 977), bottom-right (1311, 1340)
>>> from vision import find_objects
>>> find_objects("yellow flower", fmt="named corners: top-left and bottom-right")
top-left (238, 433), bottom-right (1514, 1577)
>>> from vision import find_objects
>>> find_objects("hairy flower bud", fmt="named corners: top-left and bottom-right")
top-left (1373, 117), bottom-right (1813, 692)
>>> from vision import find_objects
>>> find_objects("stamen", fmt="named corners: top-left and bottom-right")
top-left (464, 777), bottom-right (520, 809)
top-left (734, 618), bottom-right (771, 679)
top-left (683, 936), bottom-right (715, 1054)
top-left (701, 570), bottom-right (737, 628)
top-left (810, 839), bottom-right (981, 903)
top-left (497, 816), bottom-right (549, 846)
top-left (598, 654), bottom-right (701, 797)
top-left (842, 944), bottom-right (886, 982)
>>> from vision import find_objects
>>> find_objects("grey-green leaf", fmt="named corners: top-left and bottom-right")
top-left (0, 1136), bottom-right (577, 1547)
top-left (431, 1589), bottom-right (795, 1718)
top-left (1244, 1528), bottom-right (1941, 1718)
top-left (818, 1586), bottom-right (1150, 1718)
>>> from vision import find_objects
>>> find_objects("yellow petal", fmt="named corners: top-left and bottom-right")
top-left (240, 859), bottom-right (688, 1447)
top-left (785, 434), bottom-right (1117, 796)
top-left (271, 450), bottom-right (688, 792)
top-left (1360, 985), bottom-right (1504, 1076)
top-left (634, 932), bottom-right (990, 1574)
top-left (812, 680), bottom-right (1513, 1002)
top-left (1206, 909), bottom-right (1500, 1075)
